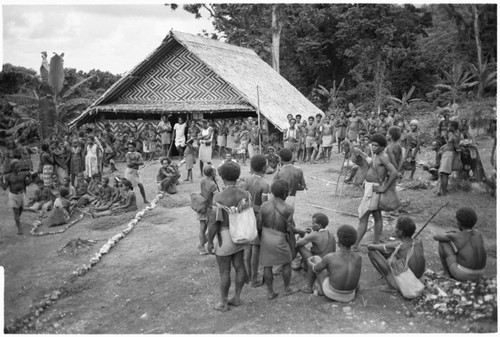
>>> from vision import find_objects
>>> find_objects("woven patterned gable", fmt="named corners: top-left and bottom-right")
top-left (117, 43), bottom-right (243, 103)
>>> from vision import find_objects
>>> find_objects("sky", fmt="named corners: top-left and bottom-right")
top-left (1, 1), bottom-right (216, 75)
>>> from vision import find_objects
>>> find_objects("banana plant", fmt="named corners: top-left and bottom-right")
top-left (468, 60), bottom-right (497, 100)
top-left (434, 63), bottom-right (479, 105)
top-left (386, 85), bottom-right (421, 118)
top-left (5, 52), bottom-right (95, 138)
top-left (313, 78), bottom-right (345, 113)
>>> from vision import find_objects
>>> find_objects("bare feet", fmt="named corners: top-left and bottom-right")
top-left (300, 286), bottom-right (313, 294)
top-left (250, 279), bottom-right (264, 288)
top-left (228, 297), bottom-right (241, 306)
top-left (17, 228), bottom-right (23, 235)
top-left (267, 292), bottom-right (279, 300)
top-left (213, 302), bottom-right (230, 312)
top-left (183, 179), bottom-right (190, 181)
top-left (143, 200), bottom-right (150, 204)
top-left (284, 287), bottom-right (300, 296)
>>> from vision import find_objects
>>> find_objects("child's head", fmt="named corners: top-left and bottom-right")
top-left (224, 153), bottom-right (233, 161)
top-left (77, 172), bottom-right (85, 181)
top-left (312, 213), bottom-right (329, 231)
top-left (267, 146), bottom-right (275, 154)
top-left (203, 165), bottom-right (215, 178)
top-left (102, 177), bottom-right (110, 186)
top-left (410, 120), bottom-right (419, 130)
top-left (271, 180), bottom-right (289, 200)
top-left (51, 174), bottom-right (59, 184)
top-left (337, 225), bottom-right (357, 249)
top-left (121, 179), bottom-right (133, 191)
top-left (218, 162), bottom-right (240, 182)
top-left (396, 217), bottom-right (416, 238)
top-left (278, 148), bottom-right (293, 163)
top-left (456, 207), bottom-right (477, 229)
top-left (92, 173), bottom-right (101, 182)
top-left (250, 154), bottom-right (267, 173)
top-left (62, 177), bottom-right (70, 187)
top-left (161, 157), bottom-right (171, 167)
top-left (58, 187), bottom-right (69, 198)
top-left (387, 126), bottom-right (401, 141)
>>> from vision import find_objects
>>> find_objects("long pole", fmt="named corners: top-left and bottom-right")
top-left (413, 202), bottom-right (449, 239)
top-left (257, 86), bottom-right (262, 154)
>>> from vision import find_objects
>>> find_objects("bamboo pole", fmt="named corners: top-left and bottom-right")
top-left (257, 86), bottom-right (262, 154)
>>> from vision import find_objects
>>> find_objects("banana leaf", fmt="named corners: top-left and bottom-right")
top-left (5, 94), bottom-right (39, 106)
top-left (6, 120), bottom-right (38, 136)
top-left (61, 75), bottom-right (96, 99)
top-left (39, 96), bottom-right (56, 139)
top-left (48, 54), bottom-right (65, 96)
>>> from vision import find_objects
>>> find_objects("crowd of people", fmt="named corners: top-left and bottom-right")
top-left (0, 107), bottom-right (492, 312)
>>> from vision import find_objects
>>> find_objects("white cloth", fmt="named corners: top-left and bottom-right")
top-left (174, 123), bottom-right (187, 147)
top-left (199, 127), bottom-right (213, 163)
top-left (85, 144), bottom-right (99, 178)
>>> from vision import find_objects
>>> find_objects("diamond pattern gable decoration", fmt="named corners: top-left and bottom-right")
top-left (117, 44), bottom-right (242, 103)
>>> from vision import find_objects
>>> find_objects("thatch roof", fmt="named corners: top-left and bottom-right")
top-left (69, 30), bottom-right (323, 131)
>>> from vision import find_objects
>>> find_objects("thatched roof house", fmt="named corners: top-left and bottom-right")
top-left (69, 30), bottom-right (323, 131)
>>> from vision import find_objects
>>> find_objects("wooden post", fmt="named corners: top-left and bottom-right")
top-left (257, 86), bottom-right (262, 154)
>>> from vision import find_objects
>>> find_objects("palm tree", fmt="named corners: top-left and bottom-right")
top-left (434, 63), bottom-right (478, 105)
top-left (386, 85), bottom-right (421, 118)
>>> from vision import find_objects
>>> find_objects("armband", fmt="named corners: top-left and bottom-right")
top-left (312, 264), bottom-right (319, 273)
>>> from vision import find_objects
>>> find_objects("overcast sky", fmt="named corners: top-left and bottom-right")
top-left (2, 2), bottom-right (216, 75)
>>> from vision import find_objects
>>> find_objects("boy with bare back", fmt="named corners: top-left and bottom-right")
top-left (273, 148), bottom-right (306, 209)
top-left (197, 166), bottom-right (218, 255)
top-left (351, 133), bottom-right (398, 251)
top-left (207, 161), bottom-right (249, 312)
top-left (385, 126), bottom-right (404, 178)
top-left (243, 154), bottom-right (270, 287)
top-left (296, 213), bottom-right (336, 294)
top-left (306, 225), bottom-right (362, 302)
top-left (1, 159), bottom-right (32, 234)
top-left (258, 180), bottom-right (308, 299)
top-left (433, 207), bottom-right (487, 281)
top-left (124, 141), bottom-right (149, 204)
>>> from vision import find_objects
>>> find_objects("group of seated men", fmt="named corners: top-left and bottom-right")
top-left (187, 145), bottom-right (488, 312)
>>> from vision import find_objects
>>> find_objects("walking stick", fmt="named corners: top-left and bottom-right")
top-left (413, 202), bottom-right (449, 239)
top-left (334, 153), bottom-right (349, 196)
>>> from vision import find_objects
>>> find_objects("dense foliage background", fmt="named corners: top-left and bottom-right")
top-left (0, 4), bottom-right (496, 142)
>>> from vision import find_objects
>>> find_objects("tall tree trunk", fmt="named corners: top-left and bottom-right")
top-left (271, 5), bottom-right (282, 73)
top-left (472, 4), bottom-right (483, 99)
top-left (375, 55), bottom-right (385, 115)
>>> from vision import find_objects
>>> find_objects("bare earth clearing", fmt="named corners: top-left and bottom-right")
top-left (1, 137), bottom-right (497, 334)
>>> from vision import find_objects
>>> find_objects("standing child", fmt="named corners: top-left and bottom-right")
top-left (1, 160), bottom-right (32, 234)
top-left (405, 120), bottom-right (421, 180)
top-left (183, 138), bottom-right (195, 182)
top-left (197, 166), bottom-right (218, 255)
top-left (124, 141), bottom-right (149, 204)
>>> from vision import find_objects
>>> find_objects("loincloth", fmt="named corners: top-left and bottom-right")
top-left (445, 253), bottom-right (484, 282)
top-left (214, 227), bottom-right (247, 257)
top-left (358, 182), bottom-right (380, 219)
top-left (259, 227), bottom-right (292, 267)
top-left (8, 192), bottom-right (25, 208)
top-left (125, 167), bottom-right (143, 187)
top-left (322, 278), bottom-right (356, 302)
top-left (321, 135), bottom-right (333, 147)
top-left (438, 151), bottom-right (454, 174)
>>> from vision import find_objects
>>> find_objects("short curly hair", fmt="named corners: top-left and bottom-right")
top-left (337, 225), bottom-right (357, 248)
top-left (250, 154), bottom-right (267, 173)
top-left (456, 207), bottom-right (477, 229)
top-left (271, 180), bottom-right (289, 200)
top-left (218, 161), bottom-right (240, 181)
top-left (396, 217), bottom-right (416, 238)
top-left (203, 165), bottom-right (214, 177)
top-left (370, 133), bottom-right (388, 147)
top-left (58, 187), bottom-right (70, 198)
top-left (388, 126), bottom-right (401, 141)
top-left (312, 213), bottom-right (329, 228)
top-left (278, 148), bottom-right (293, 162)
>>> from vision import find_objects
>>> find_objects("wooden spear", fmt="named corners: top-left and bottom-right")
top-left (413, 202), bottom-right (449, 239)
top-left (257, 85), bottom-right (262, 154)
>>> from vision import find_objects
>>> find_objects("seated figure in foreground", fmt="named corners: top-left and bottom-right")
top-left (433, 207), bottom-right (487, 281)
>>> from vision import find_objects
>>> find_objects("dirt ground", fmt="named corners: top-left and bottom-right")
top-left (1, 136), bottom-right (497, 334)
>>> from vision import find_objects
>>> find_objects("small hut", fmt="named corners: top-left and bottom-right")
top-left (69, 30), bottom-right (323, 142)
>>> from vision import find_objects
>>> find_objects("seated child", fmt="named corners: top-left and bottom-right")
top-left (433, 207), bottom-right (487, 281)
top-left (50, 173), bottom-right (61, 196)
top-left (46, 187), bottom-right (74, 227)
top-left (157, 158), bottom-right (180, 194)
top-left (73, 173), bottom-right (89, 201)
top-left (367, 217), bottom-right (425, 291)
top-left (296, 213), bottom-right (336, 293)
top-left (78, 173), bottom-right (101, 206)
top-left (61, 176), bottom-right (76, 199)
top-left (306, 225), bottom-right (362, 302)
top-left (93, 177), bottom-right (114, 208)
top-left (91, 179), bottom-right (137, 218)
top-left (265, 147), bottom-right (280, 174)
top-left (26, 178), bottom-right (55, 212)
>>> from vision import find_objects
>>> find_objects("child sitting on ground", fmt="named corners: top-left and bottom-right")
top-left (46, 187), bottom-right (74, 227)
top-left (73, 172), bottom-right (89, 202)
top-left (93, 177), bottom-right (114, 208)
top-left (61, 176), bottom-right (76, 200)
top-left (265, 146), bottom-right (280, 174)
top-left (26, 178), bottom-right (55, 213)
top-left (433, 207), bottom-right (486, 281)
top-left (367, 217), bottom-right (426, 291)
top-left (80, 173), bottom-right (101, 206)
top-left (91, 179), bottom-right (137, 218)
